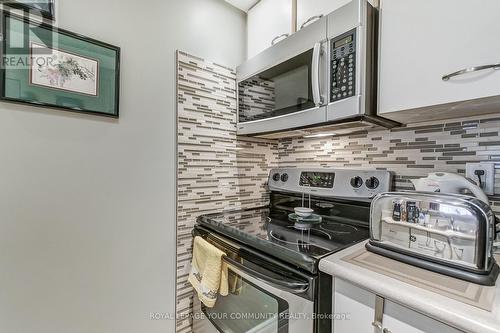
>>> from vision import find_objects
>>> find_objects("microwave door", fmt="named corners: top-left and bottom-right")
top-left (237, 43), bottom-right (327, 135)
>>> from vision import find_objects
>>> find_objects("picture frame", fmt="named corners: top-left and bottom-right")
top-left (0, 11), bottom-right (120, 118)
top-left (4, 0), bottom-right (56, 20)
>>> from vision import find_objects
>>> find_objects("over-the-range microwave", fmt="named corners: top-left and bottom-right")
top-left (236, 0), bottom-right (399, 139)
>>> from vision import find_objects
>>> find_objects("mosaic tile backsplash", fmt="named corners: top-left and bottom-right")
top-left (176, 51), bottom-right (500, 333)
top-left (176, 51), bottom-right (277, 333)
top-left (277, 116), bottom-right (500, 216)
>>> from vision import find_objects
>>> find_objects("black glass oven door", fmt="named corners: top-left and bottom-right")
top-left (202, 268), bottom-right (289, 333)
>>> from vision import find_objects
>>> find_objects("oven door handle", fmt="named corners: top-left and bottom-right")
top-left (311, 42), bottom-right (323, 107)
top-left (223, 256), bottom-right (310, 294)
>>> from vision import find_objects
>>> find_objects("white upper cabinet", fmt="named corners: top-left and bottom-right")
top-left (378, 0), bottom-right (500, 123)
top-left (246, 0), bottom-right (378, 59)
top-left (247, 0), bottom-right (292, 59)
top-left (297, 0), bottom-right (378, 31)
top-left (296, 0), bottom-right (350, 31)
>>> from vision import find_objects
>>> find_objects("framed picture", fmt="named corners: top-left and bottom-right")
top-left (4, 0), bottom-right (56, 20)
top-left (0, 11), bottom-right (120, 117)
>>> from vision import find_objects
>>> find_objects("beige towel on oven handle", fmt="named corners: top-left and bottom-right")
top-left (188, 236), bottom-right (228, 308)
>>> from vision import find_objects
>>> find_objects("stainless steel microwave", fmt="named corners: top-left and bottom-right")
top-left (236, 0), bottom-right (398, 138)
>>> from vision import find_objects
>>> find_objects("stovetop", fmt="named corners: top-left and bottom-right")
top-left (196, 168), bottom-right (391, 274)
top-left (196, 193), bottom-right (371, 274)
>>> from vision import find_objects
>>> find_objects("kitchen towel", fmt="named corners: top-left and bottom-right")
top-left (188, 236), bottom-right (228, 307)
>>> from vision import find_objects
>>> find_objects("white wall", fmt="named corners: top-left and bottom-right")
top-left (0, 1), bottom-right (246, 333)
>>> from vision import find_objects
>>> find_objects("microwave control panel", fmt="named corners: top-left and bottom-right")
top-left (331, 29), bottom-right (356, 103)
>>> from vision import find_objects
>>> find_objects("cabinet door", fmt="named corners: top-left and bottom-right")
top-left (297, 0), bottom-right (379, 31)
top-left (333, 278), bottom-right (376, 333)
top-left (297, 0), bottom-right (350, 31)
top-left (247, 0), bottom-right (292, 59)
top-left (378, 0), bottom-right (500, 122)
top-left (382, 300), bottom-right (464, 333)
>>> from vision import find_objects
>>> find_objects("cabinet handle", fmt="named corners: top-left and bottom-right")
top-left (372, 295), bottom-right (385, 333)
top-left (271, 34), bottom-right (289, 45)
top-left (300, 15), bottom-right (324, 30)
top-left (372, 321), bottom-right (383, 331)
top-left (442, 63), bottom-right (500, 81)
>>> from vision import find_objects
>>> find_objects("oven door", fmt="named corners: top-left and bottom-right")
top-left (193, 228), bottom-right (315, 333)
top-left (236, 18), bottom-right (328, 136)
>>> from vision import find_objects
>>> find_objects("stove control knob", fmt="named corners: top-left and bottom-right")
top-left (366, 177), bottom-right (380, 189)
top-left (281, 173), bottom-right (289, 182)
top-left (350, 176), bottom-right (363, 188)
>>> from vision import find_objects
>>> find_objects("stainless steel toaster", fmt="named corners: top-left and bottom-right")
top-left (366, 192), bottom-right (499, 286)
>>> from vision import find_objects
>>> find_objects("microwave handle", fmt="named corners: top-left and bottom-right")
top-left (311, 42), bottom-right (322, 106)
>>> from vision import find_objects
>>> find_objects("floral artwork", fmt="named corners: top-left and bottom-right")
top-left (30, 43), bottom-right (99, 96)
top-left (2, 12), bottom-right (119, 117)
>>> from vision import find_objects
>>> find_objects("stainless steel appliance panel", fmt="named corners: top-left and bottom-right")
top-left (236, 0), bottom-right (397, 137)
top-left (268, 168), bottom-right (392, 200)
top-left (327, 0), bottom-right (363, 38)
top-left (327, 0), bottom-right (376, 121)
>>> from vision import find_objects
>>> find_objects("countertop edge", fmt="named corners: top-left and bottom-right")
top-left (319, 241), bottom-right (500, 333)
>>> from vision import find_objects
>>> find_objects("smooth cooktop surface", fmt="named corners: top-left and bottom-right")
top-left (197, 195), bottom-right (370, 273)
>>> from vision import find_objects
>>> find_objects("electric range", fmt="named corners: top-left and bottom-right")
top-left (193, 168), bottom-right (392, 333)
